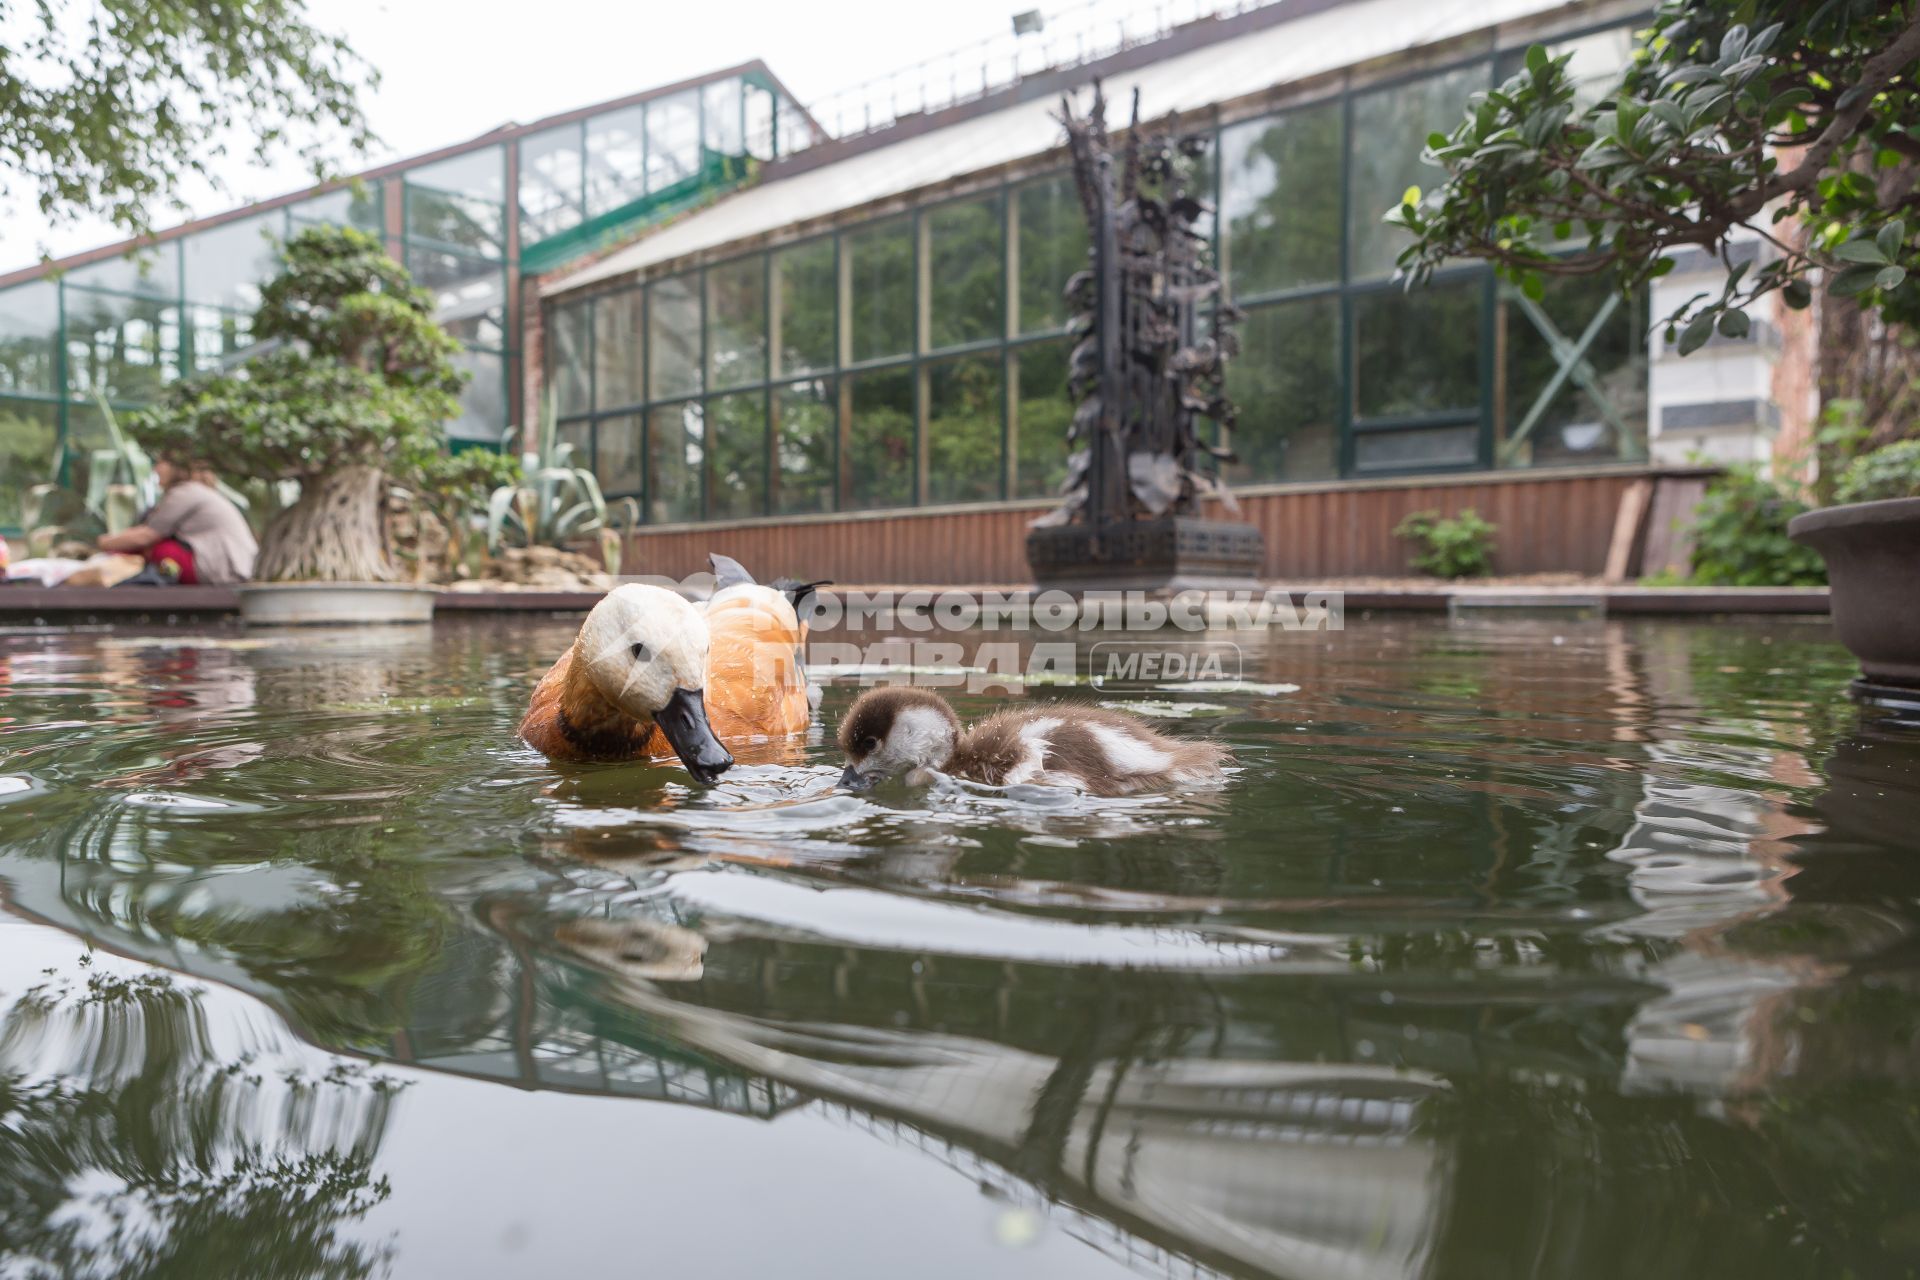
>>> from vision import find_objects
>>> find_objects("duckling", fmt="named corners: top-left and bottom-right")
top-left (837, 687), bottom-right (1228, 796)
top-left (519, 582), bottom-right (734, 782)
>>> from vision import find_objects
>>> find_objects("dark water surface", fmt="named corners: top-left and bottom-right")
top-left (2, 613), bottom-right (1918, 1279)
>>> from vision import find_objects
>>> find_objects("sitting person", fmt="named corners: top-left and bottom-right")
top-left (98, 459), bottom-right (258, 585)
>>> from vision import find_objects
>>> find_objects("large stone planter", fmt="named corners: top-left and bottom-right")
top-left (1788, 497), bottom-right (1920, 687)
top-left (236, 581), bottom-right (436, 626)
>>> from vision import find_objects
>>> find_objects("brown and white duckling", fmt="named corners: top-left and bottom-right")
top-left (836, 687), bottom-right (1228, 797)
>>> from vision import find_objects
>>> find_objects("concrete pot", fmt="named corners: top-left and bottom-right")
top-left (236, 581), bottom-right (437, 626)
top-left (1788, 496), bottom-right (1920, 686)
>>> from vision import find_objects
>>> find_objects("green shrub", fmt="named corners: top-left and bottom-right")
top-left (1834, 438), bottom-right (1920, 505)
top-left (1393, 508), bottom-right (1497, 578)
top-left (1688, 466), bottom-right (1826, 586)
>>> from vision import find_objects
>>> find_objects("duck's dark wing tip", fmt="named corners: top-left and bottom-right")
top-left (773, 577), bottom-right (833, 611)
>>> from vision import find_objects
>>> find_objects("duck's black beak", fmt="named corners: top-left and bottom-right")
top-left (839, 762), bottom-right (873, 792)
top-left (656, 687), bottom-right (733, 785)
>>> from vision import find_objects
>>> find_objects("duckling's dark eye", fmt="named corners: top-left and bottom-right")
top-left (630, 642), bottom-right (651, 662)
top-left (859, 735), bottom-right (879, 754)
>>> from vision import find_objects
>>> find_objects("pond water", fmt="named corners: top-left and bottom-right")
top-left (1, 611), bottom-right (1918, 1279)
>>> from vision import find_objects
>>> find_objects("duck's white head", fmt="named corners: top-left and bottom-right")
top-left (837, 686), bottom-right (960, 790)
top-left (576, 583), bottom-right (733, 784)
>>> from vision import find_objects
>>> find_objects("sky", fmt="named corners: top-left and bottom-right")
top-left (0, 0), bottom-right (1046, 271)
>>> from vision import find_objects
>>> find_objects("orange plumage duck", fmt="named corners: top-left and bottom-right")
top-left (691, 554), bottom-right (826, 744)
top-left (521, 557), bottom-right (825, 768)
top-left (519, 582), bottom-right (734, 781)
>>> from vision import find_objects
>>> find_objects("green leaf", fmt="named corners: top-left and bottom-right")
top-left (1877, 265), bottom-right (1907, 290)
top-left (1521, 272), bottom-right (1545, 301)
top-left (1716, 309), bottom-right (1750, 339)
top-left (1835, 239), bottom-right (1890, 265)
top-left (1426, 131), bottom-right (1449, 150)
top-left (1877, 148), bottom-right (1903, 169)
top-left (1878, 220), bottom-right (1906, 260)
top-left (1782, 279), bottom-right (1812, 310)
top-left (1401, 185), bottom-right (1421, 207)
top-left (1677, 310), bottom-right (1717, 355)
top-left (1526, 43), bottom-right (1548, 76)
top-left (1830, 265), bottom-right (1883, 297)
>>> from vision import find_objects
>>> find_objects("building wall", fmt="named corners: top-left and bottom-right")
top-left (537, 15), bottom-right (1666, 540)
top-left (622, 465), bottom-right (1672, 585)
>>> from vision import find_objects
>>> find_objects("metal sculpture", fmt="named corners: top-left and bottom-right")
top-left (1027, 82), bottom-right (1264, 592)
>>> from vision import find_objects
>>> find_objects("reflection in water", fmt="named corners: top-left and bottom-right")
top-left (1, 617), bottom-right (1918, 1278)
top-left (0, 951), bottom-right (398, 1278)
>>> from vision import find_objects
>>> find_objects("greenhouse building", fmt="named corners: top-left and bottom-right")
top-left (0, 0), bottom-right (1806, 582)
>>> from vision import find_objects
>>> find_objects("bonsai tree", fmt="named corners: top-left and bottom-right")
top-left (405, 447), bottom-right (523, 581)
top-left (1389, 1), bottom-right (1920, 348)
top-left (133, 226), bottom-right (466, 582)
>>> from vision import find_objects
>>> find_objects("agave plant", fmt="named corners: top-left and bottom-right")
top-left (21, 395), bottom-right (158, 554)
top-left (487, 393), bottom-right (638, 572)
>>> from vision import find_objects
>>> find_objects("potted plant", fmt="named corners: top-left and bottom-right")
top-left (132, 226), bottom-right (469, 624)
top-left (1789, 437), bottom-right (1920, 690)
top-left (486, 395), bottom-right (638, 579)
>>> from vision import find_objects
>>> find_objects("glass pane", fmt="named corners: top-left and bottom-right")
top-left (592, 290), bottom-right (645, 410)
top-left (408, 248), bottom-right (505, 348)
top-left (847, 217), bottom-right (913, 363)
top-left (774, 378), bottom-right (836, 515)
top-left (774, 240), bottom-right (836, 377)
top-left (409, 148), bottom-right (506, 202)
top-left (1227, 297), bottom-right (1340, 482)
top-left (406, 148), bottom-right (506, 259)
top-left (648, 274), bottom-right (701, 400)
top-left (1014, 339), bottom-right (1071, 498)
top-left (745, 83), bottom-right (777, 161)
top-left (1349, 63), bottom-right (1489, 279)
top-left (63, 288), bottom-right (181, 402)
top-left (1221, 101), bottom-right (1343, 297)
top-left (647, 401), bottom-right (704, 523)
top-left (706, 256), bottom-right (766, 390)
top-left (703, 78), bottom-right (745, 157)
top-left (0, 398), bottom-right (58, 528)
top-left (520, 125), bottom-right (586, 242)
top-left (846, 366), bottom-right (914, 510)
top-left (647, 92), bottom-right (701, 191)
top-left (707, 391), bottom-right (766, 520)
top-left (0, 281), bottom-right (60, 396)
top-left (1501, 276), bottom-right (1648, 467)
top-left (449, 348), bottom-right (506, 442)
top-left (288, 183), bottom-right (383, 233)
top-left (1017, 175), bottom-right (1087, 335)
top-left (926, 355), bottom-right (1001, 504)
top-left (594, 414), bottom-right (643, 497)
top-left (182, 215), bottom-right (282, 311)
top-left (187, 305), bottom-right (260, 375)
top-left (585, 106), bottom-right (646, 217)
top-left (65, 243), bottom-right (179, 298)
top-left (1354, 424), bottom-right (1478, 471)
top-left (1354, 278), bottom-right (1482, 420)
top-left (549, 303), bottom-right (592, 418)
top-left (928, 196), bottom-right (1003, 350)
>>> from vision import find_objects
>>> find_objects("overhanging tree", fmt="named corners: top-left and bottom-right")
top-left (132, 226), bottom-right (467, 582)
top-left (0, 0), bottom-right (374, 247)
top-left (1390, 1), bottom-right (1920, 353)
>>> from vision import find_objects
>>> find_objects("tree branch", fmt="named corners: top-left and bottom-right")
top-left (1751, 9), bottom-right (1920, 210)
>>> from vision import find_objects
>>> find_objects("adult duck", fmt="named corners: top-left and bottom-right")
top-left (698, 553), bottom-right (827, 744)
top-left (519, 582), bottom-right (734, 782)
top-left (836, 687), bottom-right (1228, 796)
